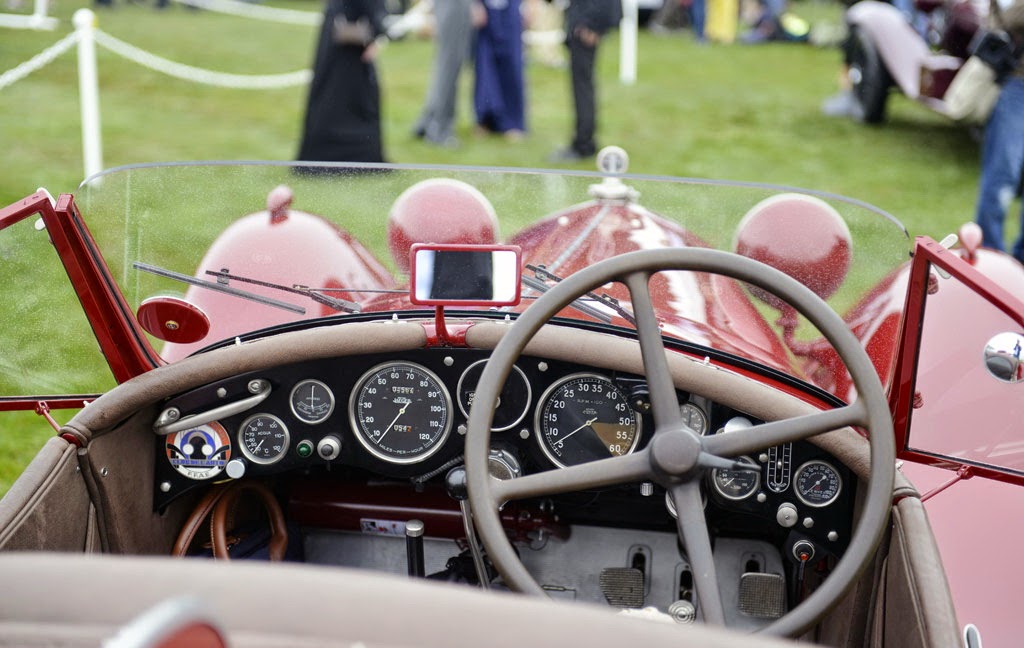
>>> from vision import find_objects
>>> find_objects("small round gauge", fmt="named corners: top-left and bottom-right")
top-left (536, 373), bottom-right (641, 468)
top-left (238, 413), bottom-right (290, 465)
top-left (794, 460), bottom-right (842, 508)
top-left (711, 456), bottom-right (760, 501)
top-left (289, 379), bottom-right (335, 424)
top-left (457, 360), bottom-right (531, 431)
top-left (679, 402), bottom-right (708, 435)
top-left (350, 362), bottom-right (453, 464)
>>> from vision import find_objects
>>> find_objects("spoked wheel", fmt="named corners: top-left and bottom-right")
top-left (465, 248), bottom-right (895, 637)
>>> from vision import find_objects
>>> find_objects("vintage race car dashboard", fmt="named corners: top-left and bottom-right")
top-left (154, 346), bottom-right (854, 569)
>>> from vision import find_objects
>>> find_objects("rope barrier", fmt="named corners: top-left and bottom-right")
top-left (171, 0), bottom-right (320, 26)
top-left (0, 31), bottom-right (78, 91)
top-left (93, 29), bottom-right (311, 89)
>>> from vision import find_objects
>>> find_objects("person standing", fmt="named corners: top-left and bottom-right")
top-left (474, 0), bottom-right (527, 139)
top-left (413, 0), bottom-right (481, 147)
top-left (549, 0), bottom-right (621, 161)
top-left (298, 0), bottom-right (388, 164)
top-left (974, 0), bottom-right (1024, 261)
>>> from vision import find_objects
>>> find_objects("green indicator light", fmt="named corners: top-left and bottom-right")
top-left (297, 440), bottom-right (313, 458)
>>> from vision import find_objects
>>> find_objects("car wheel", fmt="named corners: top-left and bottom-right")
top-left (848, 26), bottom-right (892, 124)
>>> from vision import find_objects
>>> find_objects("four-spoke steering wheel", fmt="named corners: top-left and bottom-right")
top-left (465, 248), bottom-right (895, 637)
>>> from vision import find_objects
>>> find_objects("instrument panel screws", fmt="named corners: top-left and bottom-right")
top-left (443, 356), bottom-right (454, 367)
top-left (757, 493), bottom-right (767, 503)
top-left (803, 517), bottom-right (814, 528)
top-left (519, 429), bottom-right (530, 440)
top-left (216, 388), bottom-right (227, 398)
top-left (248, 380), bottom-right (264, 394)
top-left (828, 531), bottom-right (839, 542)
top-left (537, 362), bottom-right (548, 372)
top-left (164, 408), bottom-right (180, 422)
top-left (100, 467), bottom-right (109, 477)
top-left (758, 453), bottom-right (769, 463)
top-left (457, 424), bottom-right (468, 436)
top-left (160, 481), bottom-right (171, 493)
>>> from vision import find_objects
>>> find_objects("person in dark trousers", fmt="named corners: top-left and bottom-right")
top-left (474, 0), bottom-right (527, 140)
top-left (549, 0), bottom-right (621, 162)
top-left (298, 0), bottom-right (388, 165)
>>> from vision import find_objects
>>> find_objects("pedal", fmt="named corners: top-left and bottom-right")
top-left (599, 567), bottom-right (644, 608)
top-left (737, 572), bottom-right (786, 619)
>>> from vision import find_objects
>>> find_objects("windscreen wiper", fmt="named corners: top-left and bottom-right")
top-left (134, 262), bottom-right (307, 314)
top-left (523, 264), bottom-right (636, 326)
top-left (204, 269), bottom-right (361, 313)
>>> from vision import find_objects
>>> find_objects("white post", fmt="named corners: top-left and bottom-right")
top-left (31, 0), bottom-right (48, 25)
top-left (619, 0), bottom-right (638, 85)
top-left (74, 9), bottom-right (103, 180)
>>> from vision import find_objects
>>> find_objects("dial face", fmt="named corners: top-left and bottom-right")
top-left (238, 414), bottom-right (290, 465)
top-left (536, 373), bottom-right (641, 468)
top-left (350, 362), bottom-right (453, 464)
top-left (457, 360), bottom-right (531, 431)
top-left (711, 456), bottom-right (760, 501)
top-left (289, 379), bottom-right (335, 424)
top-left (794, 460), bottom-right (842, 507)
top-left (679, 402), bottom-right (708, 435)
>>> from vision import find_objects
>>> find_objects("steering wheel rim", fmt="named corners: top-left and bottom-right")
top-left (465, 248), bottom-right (894, 637)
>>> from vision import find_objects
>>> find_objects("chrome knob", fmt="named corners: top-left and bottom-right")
top-left (776, 502), bottom-right (798, 528)
top-left (317, 435), bottom-right (341, 461)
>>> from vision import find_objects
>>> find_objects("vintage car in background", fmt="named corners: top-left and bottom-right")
top-left (0, 150), bottom-right (1021, 647)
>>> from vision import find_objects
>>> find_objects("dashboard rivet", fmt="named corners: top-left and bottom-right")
top-left (828, 531), bottom-right (839, 542)
top-left (758, 453), bottom-right (769, 463)
top-left (216, 387), bottom-right (227, 398)
top-left (164, 320), bottom-right (179, 331)
top-left (756, 492), bottom-right (767, 503)
top-left (519, 429), bottom-right (530, 440)
top-left (444, 356), bottom-right (454, 367)
top-left (458, 424), bottom-right (468, 436)
top-left (159, 481), bottom-right (171, 493)
top-left (248, 380), bottom-right (263, 394)
top-left (100, 467), bottom-right (109, 477)
top-left (803, 517), bottom-right (814, 529)
top-left (537, 362), bottom-right (548, 372)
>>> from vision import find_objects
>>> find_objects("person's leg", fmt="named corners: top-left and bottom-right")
top-left (975, 79), bottom-right (1024, 254)
top-left (569, 34), bottom-right (597, 155)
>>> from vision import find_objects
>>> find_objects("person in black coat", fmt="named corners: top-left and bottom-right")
top-left (549, 0), bottom-right (621, 161)
top-left (298, 0), bottom-right (389, 165)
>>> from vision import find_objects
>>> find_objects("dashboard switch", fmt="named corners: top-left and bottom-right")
top-left (776, 502), bottom-right (798, 528)
top-left (225, 459), bottom-right (246, 479)
top-left (317, 435), bottom-right (342, 461)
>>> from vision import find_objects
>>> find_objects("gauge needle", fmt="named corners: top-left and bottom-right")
top-left (254, 439), bottom-right (265, 452)
top-left (377, 403), bottom-right (409, 445)
top-left (555, 417), bottom-right (598, 448)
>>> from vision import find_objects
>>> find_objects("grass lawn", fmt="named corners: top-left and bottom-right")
top-left (0, 0), bottom-right (1012, 494)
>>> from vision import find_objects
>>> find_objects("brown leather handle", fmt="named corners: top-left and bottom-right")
top-left (211, 481), bottom-right (289, 562)
top-left (172, 481), bottom-right (288, 561)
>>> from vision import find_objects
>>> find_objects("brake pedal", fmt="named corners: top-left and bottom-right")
top-left (599, 567), bottom-right (645, 608)
top-left (737, 572), bottom-right (786, 619)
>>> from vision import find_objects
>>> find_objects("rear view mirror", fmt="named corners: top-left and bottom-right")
top-left (410, 244), bottom-right (521, 306)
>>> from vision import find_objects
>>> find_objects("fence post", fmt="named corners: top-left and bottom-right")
top-left (619, 0), bottom-right (638, 85)
top-left (74, 8), bottom-right (103, 179)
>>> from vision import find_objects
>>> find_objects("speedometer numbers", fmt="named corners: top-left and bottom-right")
top-left (350, 362), bottom-right (453, 465)
top-left (794, 460), bottom-right (842, 507)
top-left (536, 374), bottom-right (641, 468)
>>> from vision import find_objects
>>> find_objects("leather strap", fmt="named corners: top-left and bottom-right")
top-left (211, 482), bottom-right (288, 562)
top-left (172, 481), bottom-right (288, 562)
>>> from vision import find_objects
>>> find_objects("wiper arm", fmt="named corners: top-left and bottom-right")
top-left (524, 264), bottom-right (636, 326)
top-left (205, 270), bottom-right (361, 314)
top-left (133, 262), bottom-right (306, 315)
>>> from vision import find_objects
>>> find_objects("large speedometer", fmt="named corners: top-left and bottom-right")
top-left (350, 362), bottom-right (453, 464)
top-left (536, 373), bottom-right (641, 468)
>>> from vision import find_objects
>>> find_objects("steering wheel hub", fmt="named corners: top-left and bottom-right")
top-left (648, 429), bottom-right (701, 479)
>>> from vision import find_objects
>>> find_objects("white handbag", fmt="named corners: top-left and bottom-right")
top-left (944, 56), bottom-right (1002, 124)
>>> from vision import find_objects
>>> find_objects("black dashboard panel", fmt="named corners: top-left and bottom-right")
top-left (154, 347), bottom-right (853, 557)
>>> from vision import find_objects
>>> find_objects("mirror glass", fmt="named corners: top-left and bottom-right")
top-left (983, 332), bottom-right (1024, 383)
top-left (412, 247), bottom-right (520, 305)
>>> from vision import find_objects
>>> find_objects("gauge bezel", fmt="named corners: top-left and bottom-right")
top-left (456, 359), bottom-right (532, 431)
top-left (679, 402), bottom-right (709, 436)
top-left (710, 455), bottom-right (760, 501)
top-left (348, 361), bottom-right (454, 465)
top-left (237, 413), bottom-right (291, 465)
top-left (534, 372), bottom-right (642, 469)
top-left (793, 459), bottom-right (843, 508)
top-left (289, 379), bottom-right (336, 425)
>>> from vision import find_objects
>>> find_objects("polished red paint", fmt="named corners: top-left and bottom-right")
top-left (161, 190), bottom-right (395, 361)
top-left (387, 178), bottom-right (499, 273)
top-left (0, 191), bottom-right (159, 383)
top-left (137, 296), bottom-right (211, 344)
top-left (734, 193), bottom-right (852, 308)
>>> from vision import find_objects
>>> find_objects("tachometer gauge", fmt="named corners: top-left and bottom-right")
top-left (536, 373), bottom-right (640, 468)
top-left (350, 362), bottom-right (453, 464)
top-left (289, 379), bottom-right (335, 424)
top-left (238, 414), bottom-right (290, 465)
top-left (711, 455), bottom-right (760, 501)
top-left (794, 460), bottom-right (842, 507)
top-left (679, 402), bottom-right (708, 435)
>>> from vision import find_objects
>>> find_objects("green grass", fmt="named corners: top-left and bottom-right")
top-left (0, 0), bottom-right (1016, 494)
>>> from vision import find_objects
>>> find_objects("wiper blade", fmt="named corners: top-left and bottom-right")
top-left (133, 262), bottom-right (306, 315)
top-left (205, 270), bottom-right (361, 314)
top-left (524, 264), bottom-right (636, 326)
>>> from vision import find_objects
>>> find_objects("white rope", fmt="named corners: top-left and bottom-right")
top-left (0, 31), bottom-right (78, 91)
top-left (93, 29), bottom-right (311, 89)
top-left (171, 0), bottom-right (320, 26)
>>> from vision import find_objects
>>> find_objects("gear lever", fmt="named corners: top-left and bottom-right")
top-left (446, 466), bottom-right (490, 589)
